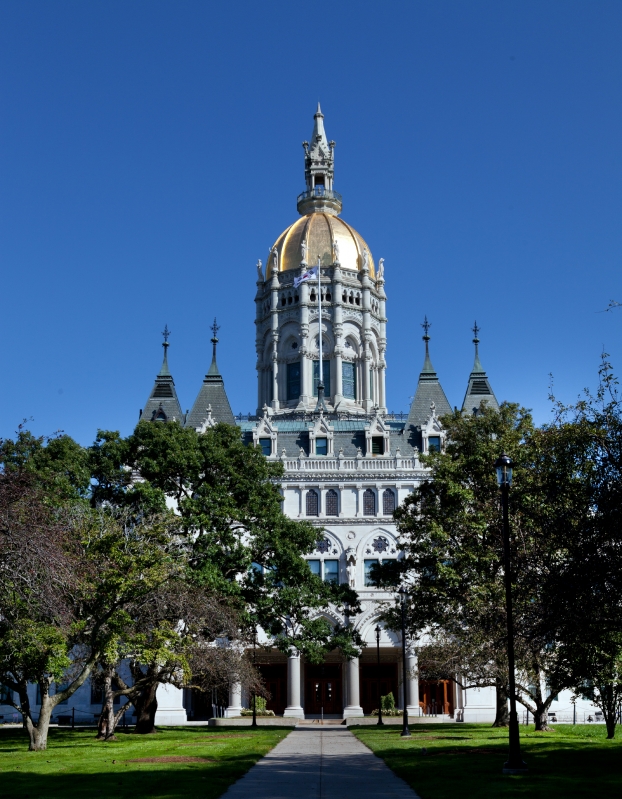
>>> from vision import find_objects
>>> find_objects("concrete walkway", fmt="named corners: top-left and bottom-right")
top-left (221, 723), bottom-right (420, 798)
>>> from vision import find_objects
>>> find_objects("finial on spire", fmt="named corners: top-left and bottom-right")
top-left (211, 318), bottom-right (220, 344)
top-left (162, 324), bottom-right (171, 345)
top-left (421, 316), bottom-right (431, 340)
top-left (316, 101), bottom-right (323, 116)
top-left (472, 320), bottom-right (480, 343)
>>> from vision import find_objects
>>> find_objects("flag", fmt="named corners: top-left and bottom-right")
top-left (294, 265), bottom-right (318, 289)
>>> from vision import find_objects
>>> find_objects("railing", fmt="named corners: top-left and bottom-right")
top-left (297, 187), bottom-right (343, 205)
top-left (284, 456), bottom-right (419, 472)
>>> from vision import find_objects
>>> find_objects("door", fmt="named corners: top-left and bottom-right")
top-left (305, 664), bottom-right (342, 715)
top-left (419, 680), bottom-right (454, 715)
top-left (257, 664), bottom-right (287, 716)
top-left (360, 664), bottom-right (398, 715)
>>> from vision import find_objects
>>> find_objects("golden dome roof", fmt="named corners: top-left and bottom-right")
top-left (268, 212), bottom-right (375, 280)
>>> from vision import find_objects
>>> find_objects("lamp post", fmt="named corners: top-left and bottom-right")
top-left (251, 627), bottom-right (257, 729)
top-left (495, 453), bottom-right (527, 774)
top-left (375, 624), bottom-right (384, 727)
top-left (398, 587), bottom-right (411, 738)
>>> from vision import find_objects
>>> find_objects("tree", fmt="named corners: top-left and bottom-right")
top-left (0, 430), bottom-right (183, 750)
top-left (121, 421), bottom-right (361, 657)
top-left (378, 403), bottom-right (587, 731)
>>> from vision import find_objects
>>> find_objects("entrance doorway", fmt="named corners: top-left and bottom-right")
top-left (305, 664), bottom-right (342, 715)
top-left (360, 663), bottom-right (398, 715)
top-left (257, 664), bottom-right (287, 716)
top-left (419, 680), bottom-right (454, 715)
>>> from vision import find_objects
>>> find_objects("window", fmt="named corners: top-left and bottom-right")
top-left (250, 562), bottom-right (263, 581)
top-left (315, 437), bottom-right (328, 456)
top-left (372, 436), bottom-right (384, 455)
top-left (259, 439), bottom-right (271, 456)
top-left (363, 489), bottom-right (376, 516)
top-left (325, 489), bottom-right (338, 516)
top-left (428, 436), bottom-right (441, 452)
top-left (308, 560), bottom-right (321, 577)
top-left (313, 360), bottom-right (331, 397)
top-left (382, 489), bottom-right (396, 515)
top-left (364, 559), bottom-right (379, 587)
top-left (287, 361), bottom-right (301, 400)
top-left (323, 560), bottom-right (339, 584)
top-left (306, 489), bottom-right (319, 517)
top-left (342, 362), bottom-right (356, 399)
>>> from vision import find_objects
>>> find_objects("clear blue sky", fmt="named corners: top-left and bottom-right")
top-left (2, 1), bottom-right (621, 444)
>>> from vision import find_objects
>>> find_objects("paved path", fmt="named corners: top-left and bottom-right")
top-left (221, 723), bottom-right (420, 799)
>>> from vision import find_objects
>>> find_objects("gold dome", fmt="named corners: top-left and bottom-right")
top-left (267, 212), bottom-right (375, 280)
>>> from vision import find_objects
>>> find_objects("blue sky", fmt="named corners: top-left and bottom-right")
top-left (2, 1), bottom-right (621, 444)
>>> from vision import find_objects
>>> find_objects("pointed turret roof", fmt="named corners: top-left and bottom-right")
top-left (461, 322), bottom-right (499, 415)
top-left (139, 326), bottom-right (185, 424)
top-left (186, 319), bottom-right (235, 430)
top-left (406, 317), bottom-right (452, 435)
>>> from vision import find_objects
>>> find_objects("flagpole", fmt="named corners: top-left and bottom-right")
top-left (315, 255), bottom-right (326, 411)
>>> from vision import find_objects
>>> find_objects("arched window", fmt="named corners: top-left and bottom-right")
top-left (363, 489), bottom-right (376, 516)
top-left (306, 489), bottom-right (319, 517)
top-left (382, 489), bottom-right (396, 515)
top-left (326, 489), bottom-right (339, 517)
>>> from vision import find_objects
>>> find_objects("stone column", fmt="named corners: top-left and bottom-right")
top-left (343, 657), bottom-right (364, 718)
top-left (283, 651), bottom-right (304, 717)
top-left (333, 266), bottom-right (344, 405)
top-left (153, 684), bottom-right (188, 725)
top-left (405, 649), bottom-right (419, 716)
top-left (300, 280), bottom-right (310, 404)
top-left (224, 680), bottom-right (242, 718)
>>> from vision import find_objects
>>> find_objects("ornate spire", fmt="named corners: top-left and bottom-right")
top-left (298, 104), bottom-right (341, 216)
top-left (471, 320), bottom-right (484, 372)
top-left (208, 318), bottom-right (220, 376)
top-left (420, 316), bottom-right (435, 376)
top-left (159, 324), bottom-right (171, 377)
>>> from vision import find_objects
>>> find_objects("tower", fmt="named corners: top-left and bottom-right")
top-left (254, 106), bottom-right (387, 415)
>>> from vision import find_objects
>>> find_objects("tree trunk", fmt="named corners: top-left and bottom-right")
top-left (96, 673), bottom-right (117, 741)
top-left (134, 681), bottom-right (159, 734)
top-left (23, 686), bottom-right (55, 751)
top-left (605, 715), bottom-right (617, 740)
top-left (533, 707), bottom-right (553, 732)
top-left (492, 680), bottom-right (510, 727)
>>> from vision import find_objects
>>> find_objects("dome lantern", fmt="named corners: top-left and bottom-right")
top-left (297, 103), bottom-right (342, 216)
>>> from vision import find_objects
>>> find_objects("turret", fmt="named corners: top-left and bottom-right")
top-left (461, 322), bottom-right (499, 415)
top-left (139, 326), bottom-right (185, 424)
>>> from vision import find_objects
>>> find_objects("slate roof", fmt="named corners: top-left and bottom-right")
top-left (461, 340), bottom-right (499, 415)
top-left (186, 352), bottom-right (235, 429)
top-left (405, 338), bottom-right (452, 448)
top-left (139, 344), bottom-right (185, 424)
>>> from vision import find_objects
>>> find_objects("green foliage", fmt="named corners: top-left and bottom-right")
top-left (381, 692), bottom-right (396, 711)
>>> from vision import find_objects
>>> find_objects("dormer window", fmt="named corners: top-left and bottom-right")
top-left (259, 439), bottom-right (271, 456)
top-left (428, 436), bottom-right (441, 453)
top-left (316, 437), bottom-right (328, 456)
top-left (371, 436), bottom-right (385, 455)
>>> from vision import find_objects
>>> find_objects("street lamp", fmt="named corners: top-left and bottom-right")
top-left (251, 627), bottom-right (257, 729)
top-left (495, 453), bottom-right (527, 775)
top-left (398, 587), bottom-right (411, 738)
top-left (375, 624), bottom-right (384, 727)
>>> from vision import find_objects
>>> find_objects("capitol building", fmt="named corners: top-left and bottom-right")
top-left (136, 105), bottom-right (501, 724)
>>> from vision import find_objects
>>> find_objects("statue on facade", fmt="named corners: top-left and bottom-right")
top-left (301, 238), bottom-right (308, 264)
top-left (256, 259), bottom-right (263, 280)
top-left (378, 258), bottom-right (384, 280)
top-left (362, 248), bottom-right (369, 271)
top-left (333, 238), bottom-right (340, 263)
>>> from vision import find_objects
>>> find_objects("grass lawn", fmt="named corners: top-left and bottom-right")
top-left (351, 723), bottom-right (622, 799)
top-left (0, 724), bottom-right (291, 799)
